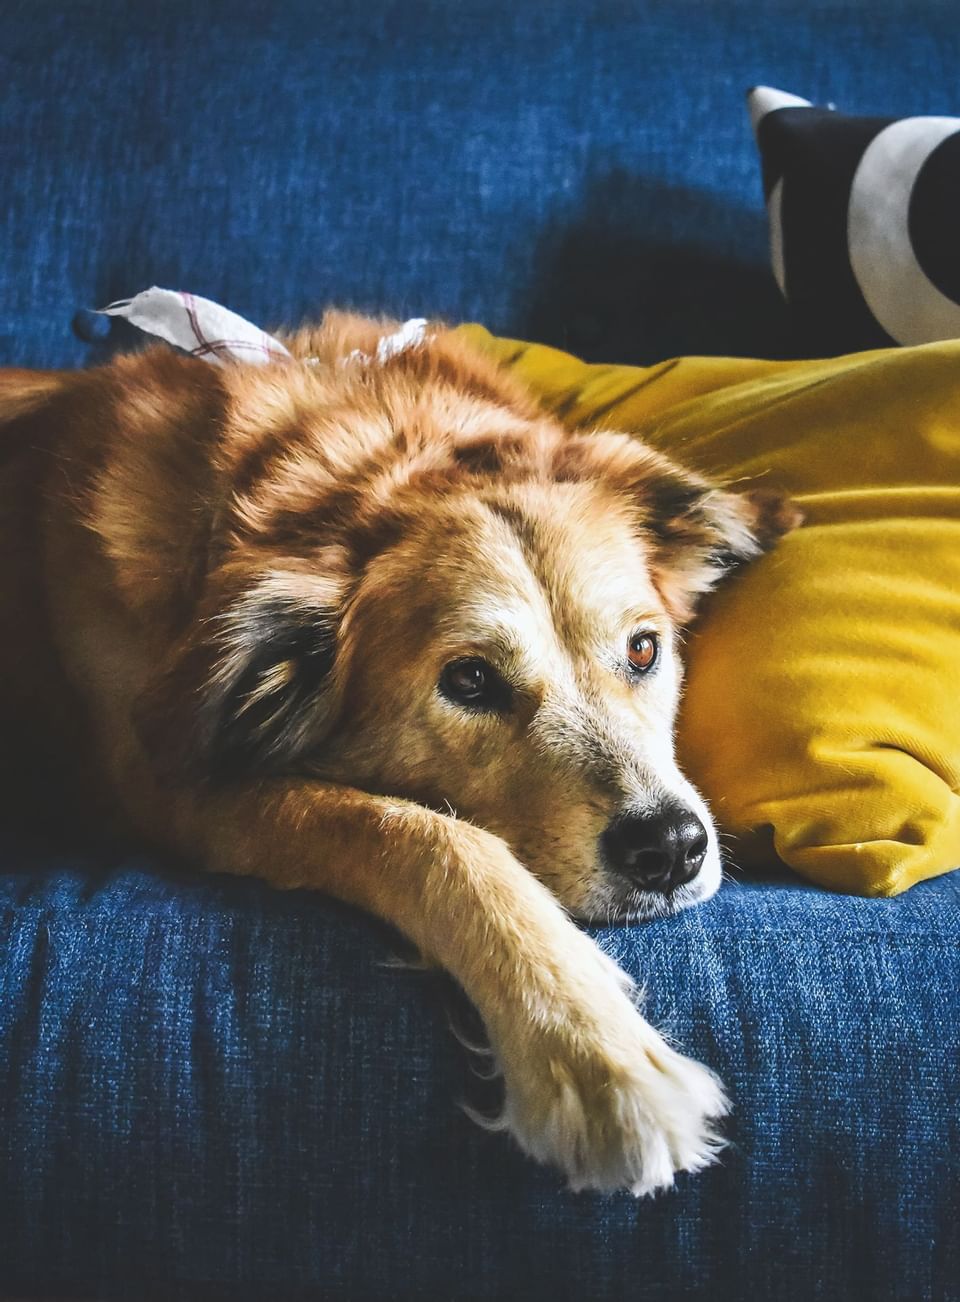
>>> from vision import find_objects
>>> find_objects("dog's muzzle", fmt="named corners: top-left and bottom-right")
top-left (601, 805), bottom-right (709, 895)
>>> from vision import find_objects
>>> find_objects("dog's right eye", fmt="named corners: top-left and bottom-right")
top-left (439, 657), bottom-right (510, 711)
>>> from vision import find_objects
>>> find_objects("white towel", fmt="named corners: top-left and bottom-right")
top-left (97, 287), bottom-right (429, 369)
top-left (98, 287), bottom-right (293, 366)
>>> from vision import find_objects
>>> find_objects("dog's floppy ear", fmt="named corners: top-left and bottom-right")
top-left (643, 473), bottom-right (801, 621)
top-left (555, 432), bottom-right (801, 622)
top-left (135, 567), bottom-right (346, 784)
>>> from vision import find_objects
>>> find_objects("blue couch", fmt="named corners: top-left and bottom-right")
top-left (2, 3), bottom-right (958, 1298)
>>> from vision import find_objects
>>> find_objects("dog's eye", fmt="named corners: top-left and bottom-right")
top-left (627, 632), bottom-right (659, 674)
top-left (439, 657), bottom-right (510, 710)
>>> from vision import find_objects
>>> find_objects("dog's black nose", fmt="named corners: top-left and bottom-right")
top-left (602, 808), bottom-right (708, 894)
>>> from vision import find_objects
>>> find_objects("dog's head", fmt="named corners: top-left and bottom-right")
top-left (113, 316), bottom-right (797, 921)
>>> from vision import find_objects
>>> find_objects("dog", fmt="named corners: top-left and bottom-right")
top-left (0, 311), bottom-right (798, 1196)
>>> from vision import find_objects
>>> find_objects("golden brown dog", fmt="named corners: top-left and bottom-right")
top-left (0, 314), bottom-right (797, 1195)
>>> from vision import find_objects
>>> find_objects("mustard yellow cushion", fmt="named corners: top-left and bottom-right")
top-left (456, 325), bottom-right (960, 896)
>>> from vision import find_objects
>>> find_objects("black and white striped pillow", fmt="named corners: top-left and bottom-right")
top-left (748, 86), bottom-right (960, 353)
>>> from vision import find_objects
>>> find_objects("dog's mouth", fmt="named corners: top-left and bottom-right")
top-left (574, 866), bottom-right (721, 925)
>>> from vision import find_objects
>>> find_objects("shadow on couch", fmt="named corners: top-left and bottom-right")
top-left (521, 171), bottom-right (800, 366)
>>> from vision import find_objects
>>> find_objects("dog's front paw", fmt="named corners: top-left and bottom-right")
top-left (489, 961), bottom-right (729, 1196)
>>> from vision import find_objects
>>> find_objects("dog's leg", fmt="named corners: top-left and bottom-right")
top-left (170, 780), bottom-right (729, 1196)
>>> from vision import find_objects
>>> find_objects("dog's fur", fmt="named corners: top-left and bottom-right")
top-left (0, 315), bottom-right (798, 1195)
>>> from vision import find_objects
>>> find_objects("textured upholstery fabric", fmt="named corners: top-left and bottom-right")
top-left (2, 1), bottom-right (959, 1298)
top-left (1, 849), bottom-right (958, 1301)
top-left (3, 0), bottom-right (960, 371)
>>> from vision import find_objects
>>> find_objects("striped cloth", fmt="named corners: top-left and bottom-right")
top-left (98, 287), bottom-right (293, 365)
top-left (97, 287), bottom-right (428, 368)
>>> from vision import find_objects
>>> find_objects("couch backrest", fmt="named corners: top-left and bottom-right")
top-left (3, 0), bottom-right (956, 368)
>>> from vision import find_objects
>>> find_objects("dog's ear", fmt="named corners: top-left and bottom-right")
top-left (135, 568), bottom-right (346, 785)
top-left (643, 473), bottom-right (802, 621)
top-left (555, 432), bottom-right (801, 621)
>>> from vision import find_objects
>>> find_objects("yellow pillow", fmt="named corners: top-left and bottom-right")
top-left (456, 325), bottom-right (960, 896)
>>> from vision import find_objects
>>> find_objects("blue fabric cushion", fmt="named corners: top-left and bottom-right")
top-left (3, 0), bottom-right (960, 370)
top-left (1, 849), bottom-right (957, 1300)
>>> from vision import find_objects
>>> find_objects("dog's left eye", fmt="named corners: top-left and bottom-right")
top-left (627, 632), bottom-right (659, 674)
top-left (439, 657), bottom-right (510, 711)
